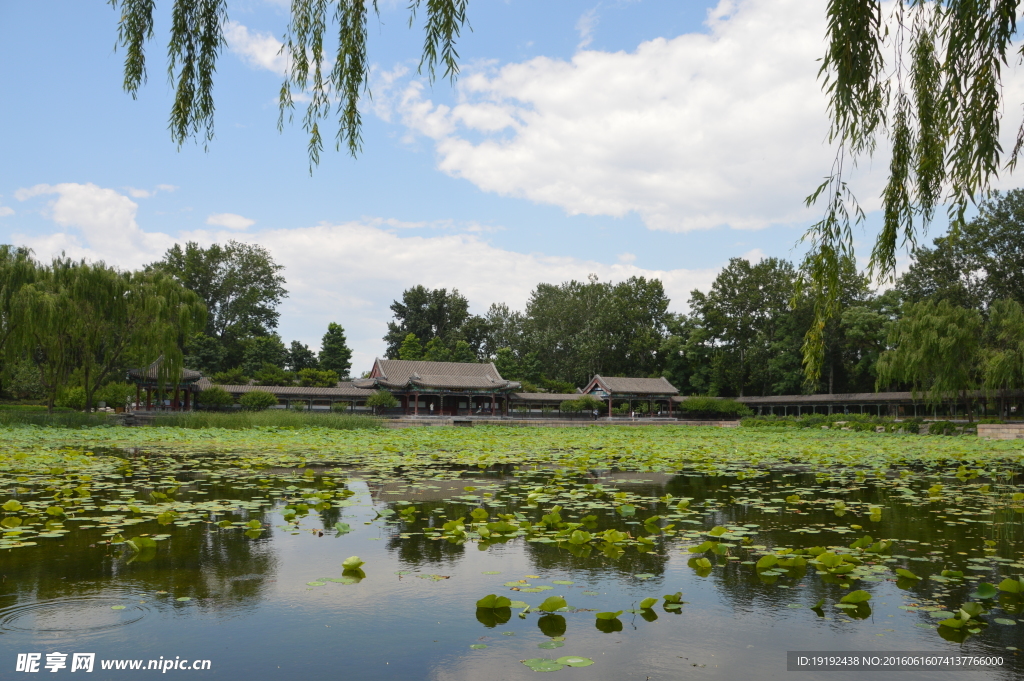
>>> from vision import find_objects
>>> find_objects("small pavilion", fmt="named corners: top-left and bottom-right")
top-left (583, 375), bottom-right (680, 417)
top-left (353, 359), bottom-right (521, 416)
top-left (127, 358), bottom-right (204, 411)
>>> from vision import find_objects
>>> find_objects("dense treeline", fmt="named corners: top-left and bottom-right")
top-left (5, 191), bottom-right (1024, 410)
top-left (388, 191), bottom-right (1024, 403)
top-left (0, 242), bottom-right (355, 409)
top-left (0, 247), bottom-right (205, 411)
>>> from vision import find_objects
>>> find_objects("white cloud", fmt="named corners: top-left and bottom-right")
top-left (380, 0), bottom-right (852, 233)
top-left (741, 247), bottom-right (766, 263)
top-left (206, 212), bottom-right (256, 230)
top-left (224, 20), bottom-right (288, 75)
top-left (14, 183), bottom-right (723, 372)
top-left (123, 184), bottom-right (177, 199)
top-left (13, 183), bottom-right (174, 267)
top-left (0, 198), bottom-right (13, 217)
top-left (576, 7), bottom-right (599, 50)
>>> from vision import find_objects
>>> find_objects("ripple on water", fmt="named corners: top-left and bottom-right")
top-left (0, 590), bottom-right (152, 635)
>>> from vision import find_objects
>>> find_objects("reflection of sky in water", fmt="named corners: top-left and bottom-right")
top-left (0, 477), bottom-right (1021, 681)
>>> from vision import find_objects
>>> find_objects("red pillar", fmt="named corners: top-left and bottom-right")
top-left (173, 386), bottom-right (180, 412)
top-left (668, 397), bottom-right (673, 418)
top-left (491, 392), bottom-right (495, 416)
top-left (608, 397), bottom-right (612, 418)
top-left (414, 392), bottom-right (419, 416)
top-left (135, 384), bottom-right (140, 411)
top-left (146, 388), bottom-right (151, 410)
top-left (184, 390), bottom-right (191, 411)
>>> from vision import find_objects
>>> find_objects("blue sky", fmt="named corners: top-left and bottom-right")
top-left (0, 1), bottom-right (993, 372)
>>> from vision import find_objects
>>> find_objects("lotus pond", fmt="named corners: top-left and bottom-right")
top-left (1, 425), bottom-right (1024, 679)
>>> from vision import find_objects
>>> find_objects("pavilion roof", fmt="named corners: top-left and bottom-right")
top-left (128, 357), bottom-right (202, 383)
top-left (196, 378), bottom-right (374, 398)
top-left (586, 375), bottom-right (679, 396)
top-left (511, 393), bottom-right (586, 403)
top-left (354, 359), bottom-right (520, 392)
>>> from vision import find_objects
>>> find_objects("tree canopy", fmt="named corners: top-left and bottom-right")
top-left (805, 1), bottom-right (1024, 382)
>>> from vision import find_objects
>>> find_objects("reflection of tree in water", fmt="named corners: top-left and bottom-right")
top-left (383, 499), bottom-right (466, 568)
top-left (1, 520), bottom-right (278, 612)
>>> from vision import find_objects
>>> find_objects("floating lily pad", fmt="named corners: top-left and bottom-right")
top-left (555, 656), bottom-right (594, 668)
top-left (111, 605), bottom-right (126, 610)
top-left (522, 659), bottom-right (562, 672)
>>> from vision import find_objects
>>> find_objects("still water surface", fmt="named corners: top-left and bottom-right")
top-left (1, 447), bottom-right (1022, 680)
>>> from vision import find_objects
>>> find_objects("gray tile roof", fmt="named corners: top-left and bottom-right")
top-left (358, 359), bottom-right (520, 392)
top-left (195, 378), bottom-right (373, 399)
top-left (589, 375), bottom-right (678, 395)
top-left (512, 393), bottom-right (589, 402)
top-left (128, 357), bottom-right (202, 382)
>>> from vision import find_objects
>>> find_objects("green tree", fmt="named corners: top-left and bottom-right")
top-left (876, 299), bottom-right (983, 420)
top-left (483, 303), bottom-right (525, 358)
top-left (384, 286), bottom-right (483, 358)
top-left (423, 337), bottom-right (452, 362)
top-left (450, 340), bottom-right (476, 363)
top-left (898, 190), bottom-right (1024, 311)
top-left (494, 347), bottom-right (518, 380)
top-left (982, 298), bottom-right (1024, 409)
top-left (319, 323), bottom-right (353, 378)
top-left (805, 3), bottom-right (1024, 382)
top-left (150, 241), bottom-right (287, 367)
top-left (21, 258), bottom-right (205, 412)
top-left (287, 340), bottom-right (319, 372)
top-left (241, 335), bottom-right (288, 376)
top-left (0, 245), bottom-right (37, 366)
top-left (398, 333), bottom-right (424, 361)
top-left (183, 332), bottom-right (227, 374)
top-left (298, 368), bottom-right (339, 387)
top-left (686, 258), bottom-right (796, 397)
top-left (253, 363), bottom-right (294, 387)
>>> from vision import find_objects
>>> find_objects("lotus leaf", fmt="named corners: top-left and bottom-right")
top-left (538, 596), bottom-right (567, 612)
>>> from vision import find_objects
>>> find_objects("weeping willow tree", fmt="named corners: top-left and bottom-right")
top-left (109, 0), bottom-right (468, 166)
top-left (16, 257), bottom-right (206, 412)
top-left (805, 1), bottom-right (1024, 382)
top-left (65, 262), bottom-right (207, 412)
top-left (0, 246), bottom-right (38, 364)
top-left (876, 298), bottom-right (983, 420)
top-left (983, 298), bottom-right (1024, 415)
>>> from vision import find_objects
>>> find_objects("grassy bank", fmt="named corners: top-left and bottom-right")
top-left (151, 410), bottom-right (382, 430)
top-left (0, 409), bottom-right (112, 428)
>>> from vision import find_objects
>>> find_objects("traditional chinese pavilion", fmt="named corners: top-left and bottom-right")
top-left (583, 375), bottom-right (679, 417)
top-left (126, 357), bottom-right (204, 411)
top-left (353, 359), bottom-right (521, 416)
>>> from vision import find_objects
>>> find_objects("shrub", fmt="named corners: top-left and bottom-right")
top-left (197, 386), bottom-right (234, 408)
top-left (559, 399), bottom-right (582, 414)
top-left (331, 402), bottom-right (352, 412)
top-left (678, 396), bottom-right (752, 418)
top-left (928, 420), bottom-right (959, 436)
top-left (99, 382), bottom-right (136, 409)
top-left (365, 390), bottom-right (399, 413)
top-left (55, 386), bottom-right (86, 411)
top-left (153, 410), bottom-right (381, 430)
top-left (239, 390), bottom-right (279, 411)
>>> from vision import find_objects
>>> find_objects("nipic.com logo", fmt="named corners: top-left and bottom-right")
top-left (15, 653), bottom-right (212, 673)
